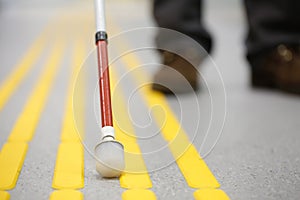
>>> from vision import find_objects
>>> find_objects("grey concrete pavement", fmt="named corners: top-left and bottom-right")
top-left (0, 0), bottom-right (299, 199)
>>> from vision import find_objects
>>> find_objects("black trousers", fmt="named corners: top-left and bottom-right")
top-left (153, 0), bottom-right (300, 65)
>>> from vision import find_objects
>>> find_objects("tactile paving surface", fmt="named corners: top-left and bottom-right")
top-left (1, 0), bottom-right (300, 200)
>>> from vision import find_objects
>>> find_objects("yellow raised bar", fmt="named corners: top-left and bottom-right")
top-left (49, 190), bottom-right (83, 200)
top-left (0, 191), bottom-right (10, 200)
top-left (122, 189), bottom-right (156, 200)
top-left (0, 142), bottom-right (28, 190)
top-left (8, 40), bottom-right (65, 142)
top-left (120, 173), bottom-right (152, 189)
top-left (110, 68), bottom-right (152, 189)
top-left (114, 52), bottom-right (220, 188)
top-left (60, 41), bottom-right (86, 142)
top-left (194, 189), bottom-right (230, 200)
top-left (0, 26), bottom-right (51, 111)
top-left (52, 142), bottom-right (84, 189)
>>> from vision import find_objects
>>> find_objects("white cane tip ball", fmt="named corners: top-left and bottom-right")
top-left (95, 140), bottom-right (125, 178)
top-left (96, 162), bottom-right (122, 178)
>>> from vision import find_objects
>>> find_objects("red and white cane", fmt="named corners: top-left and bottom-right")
top-left (94, 0), bottom-right (125, 178)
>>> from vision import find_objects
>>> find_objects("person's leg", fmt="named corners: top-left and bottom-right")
top-left (244, 0), bottom-right (300, 61)
top-left (244, 0), bottom-right (300, 93)
top-left (152, 0), bottom-right (212, 93)
top-left (153, 0), bottom-right (212, 53)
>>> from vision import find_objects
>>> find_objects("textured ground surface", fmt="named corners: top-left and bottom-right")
top-left (0, 0), bottom-right (299, 199)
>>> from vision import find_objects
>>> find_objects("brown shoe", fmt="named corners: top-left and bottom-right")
top-left (251, 44), bottom-right (300, 94)
top-left (152, 51), bottom-right (200, 94)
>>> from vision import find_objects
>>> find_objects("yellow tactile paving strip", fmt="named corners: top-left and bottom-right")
top-left (60, 46), bottom-right (85, 142)
top-left (109, 19), bottom-right (230, 199)
top-left (0, 36), bottom-right (46, 111)
top-left (0, 143), bottom-right (28, 190)
top-left (50, 41), bottom-right (85, 198)
top-left (110, 68), bottom-right (155, 198)
top-left (122, 189), bottom-right (157, 200)
top-left (0, 191), bottom-right (10, 200)
top-left (119, 50), bottom-right (219, 188)
top-left (8, 41), bottom-right (65, 142)
top-left (0, 38), bottom-right (65, 194)
top-left (194, 189), bottom-right (230, 200)
top-left (49, 190), bottom-right (83, 200)
top-left (0, 19), bottom-right (59, 112)
top-left (52, 143), bottom-right (84, 189)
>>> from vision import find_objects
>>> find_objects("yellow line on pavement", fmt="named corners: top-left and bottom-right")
top-left (194, 189), bottom-right (230, 200)
top-left (52, 142), bottom-right (84, 189)
top-left (49, 11), bottom-right (91, 197)
top-left (0, 16), bottom-right (62, 112)
top-left (109, 21), bottom-right (221, 189)
top-left (0, 142), bottom-right (28, 190)
top-left (49, 190), bottom-right (83, 200)
top-left (122, 189), bottom-right (157, 200)
top-left (60, 43), bottom-right (85, 142)
top-left (0, 39), bottom-right (65, 191)
top-left (51, 41), bottom-right (85, 192)
top-left (0, 191), bottom-right (10, 200)
top-left (8, 40), bottom-right (66, 142)
top-left (0, 36), bottom-right (46, 111)
top-left (118, 52), bottom-right (219, 189)
top-left (110, 67), bottom-right (153, 190)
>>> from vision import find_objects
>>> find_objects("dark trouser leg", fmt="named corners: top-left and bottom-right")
top-left (153, 0), bottom-right (213, 54)
top-left (244, 0), bottom-right (300, 65)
